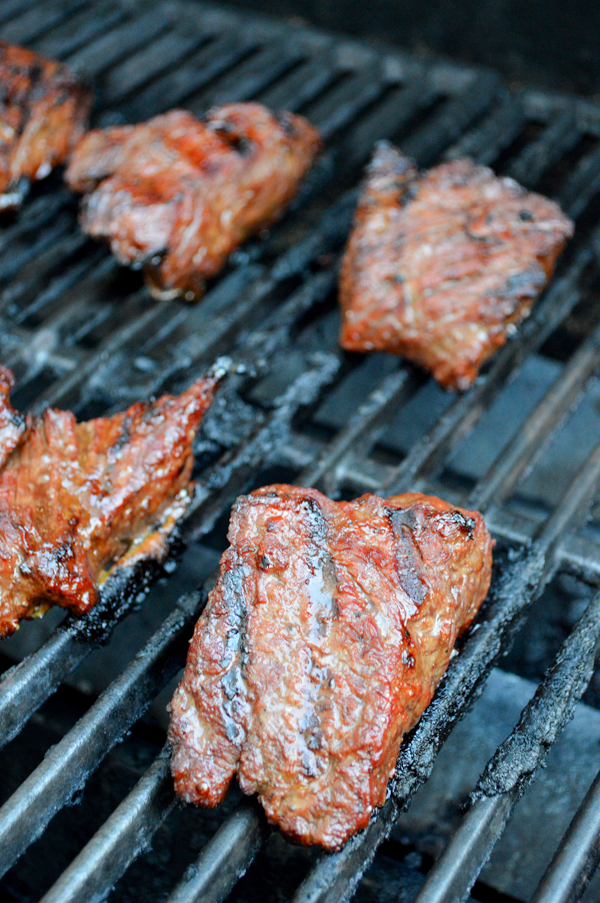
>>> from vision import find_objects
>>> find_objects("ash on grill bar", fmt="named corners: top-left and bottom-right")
top-left (3, 2), bottom-right (600, 902)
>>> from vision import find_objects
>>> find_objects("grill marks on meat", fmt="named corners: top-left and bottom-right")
top-left (0, 367), bottom-right (217, 636)
top-left (65, 103), bottom-right (321, 301)
top-left (339, 141), bottom-right (574, 390)
top-left (0, 42), bottom-right (91, 209)
top-left (169, 484), bottom-right (493, 849)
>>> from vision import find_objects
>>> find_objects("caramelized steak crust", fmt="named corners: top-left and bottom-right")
top-left (339, 141), bottom-right (574, 390)
top-left (65, 103), bottom-right (322, 301)
top-left (0, 367), bottom-right (217, 636)
top-left (169, 484), bottom-right (493, 849)
top-left (0, 42), bottom-right (91, 209)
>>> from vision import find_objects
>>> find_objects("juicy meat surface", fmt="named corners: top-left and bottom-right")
top-left (65, 103), bottom-right (321, 301)
top-left (169, 483), bottom-right (493, 849)
top-left (0, 367), bottom-right (217, 637)
top-left (339, 141), bottom-right (574, 390)
top-left (0, 42), bottom-right (91, 209)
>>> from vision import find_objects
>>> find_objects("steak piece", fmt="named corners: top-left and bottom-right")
top-left (65, 103), bottom-right (321, 301)
top-left (0, 42), bottom-right (91, 209)
top-left (339, 142), bottom-right (574, 390)
top-left (0, 368), bottom-right (217, 637)
top-left (169, 484), bottom-right (493, 849)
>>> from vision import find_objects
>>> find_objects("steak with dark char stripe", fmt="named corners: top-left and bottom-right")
top-left (339, 141), bottom-right (573, 390)
top-left (168, 484), bottom-right (493, 849)
top-left (0, 42), bottom-right (91, 209)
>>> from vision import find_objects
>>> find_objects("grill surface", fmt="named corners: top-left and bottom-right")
top-left (2, 1), bottom-right (600, 901)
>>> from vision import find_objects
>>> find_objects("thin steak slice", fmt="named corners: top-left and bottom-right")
top-left (169, 483), bottom-right (493, 849)
top-left (65, 103), bottom-right (321, 301)
top-left (0, 367), bottom-right (217, 637)
top-left (339, 141), bottom-right (574, 390)
top-left (0, 42), bottom-right (91, 209)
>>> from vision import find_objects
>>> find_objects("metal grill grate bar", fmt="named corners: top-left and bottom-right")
top-left (506, 109), bottom-right (580, 187)
top-left (102, 30), bottom-right (212, 104)
top-left (165, 800), bottom-right (268, 903)
top-left (0, 0), bottom-right (87, 45)
top-left (0, 0), bottom-right (37, 28)
top-left (531, 769), bottom-right (600, 903)
top-left (197, 44), bottom-right (306, 109)
top-left (298, 365), bottom-right (424, 494)
top-left (401, 71), bottom-right (500, 167)
top-left (0, 592), bottom-right (205, 878)
top-left (119, 34), bottom-right (261, 121)
top-left (64, 6), bottom-right (172, 77)
top-left (443, 94), bottom-right (527, 165)
top-left (36, 4), bottom-right (128, 59)
top-left (468, 312), bottom-right (600, 512)
top-left (259, 53), bottom-right (339, 114)
top-left (559, 142), bottom-right (600, 220)
top-left (40, 745), bottom-right (177, 903)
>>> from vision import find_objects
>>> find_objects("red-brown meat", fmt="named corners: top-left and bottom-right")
top-left (0, 42), bottom-right (91, 209)
top-left (169, 483), bottom-right (493, 849)
top-left (339, 142), bottom-right (574, 390)
top-left (0, 368), bottom-right (217, 637)
top-left (65, 104), bottom-right (321, 301)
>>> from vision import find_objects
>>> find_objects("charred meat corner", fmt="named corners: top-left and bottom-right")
top-left (168, 483), bottom-right (493, 850)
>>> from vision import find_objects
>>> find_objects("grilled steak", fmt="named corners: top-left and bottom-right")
top-left (339, 142), bottom-right (574, 390)
top-left (0, 368), bottom-right (217, 637)
top-left (0, 42), bottom-right (91, 210)
top-left (169, 484), bottom-right (493, 849)
top-left (65, 103), bottom-right (321, 301)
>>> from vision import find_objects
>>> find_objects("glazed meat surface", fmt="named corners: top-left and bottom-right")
top-left (0, 368), bottom-right (217, 637)
top-left (169, 484), bottom-right (493, 849)
top-left (339, 141), bottom-right (574, 390)
top-left (0, 42), bottom-right (91, 209)
top-left (65, 103), bottom-right (321, 301)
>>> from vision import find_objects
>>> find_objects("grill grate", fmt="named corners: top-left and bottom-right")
top-left (2, 1), bottom-right (600, 901)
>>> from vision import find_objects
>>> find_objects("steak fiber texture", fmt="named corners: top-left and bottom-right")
top-left (339, 141), bottom-right (574, 390)
top-left (65, 103), bottom-right (321, 301)
top-left (169, 484), bottom-right (493, 849)
top-left (0, 367), bottom-right (217, 636)
top-left (0, 42), bottom-right (91, 209)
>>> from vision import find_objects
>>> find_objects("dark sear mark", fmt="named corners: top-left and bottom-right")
top-left (108, 413), bottom-right (134, 455)
top-left (275, 109), bottom-right (298, 137)
top-left (401, 649), bottom-right (415, 668)
top-left (208, 118), bottom-right (254, 156)
top-left (450, 509), bottom-right (477, 540)
top-left (301, 497), bottom-right (338, 769)
top-left (219, 564), bottom-right (250, 742)
top-left (387, 507), bottom-right (429, 606)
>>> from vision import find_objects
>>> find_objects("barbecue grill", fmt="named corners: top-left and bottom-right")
top-left (3, 1), bottom-right (600, 901)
